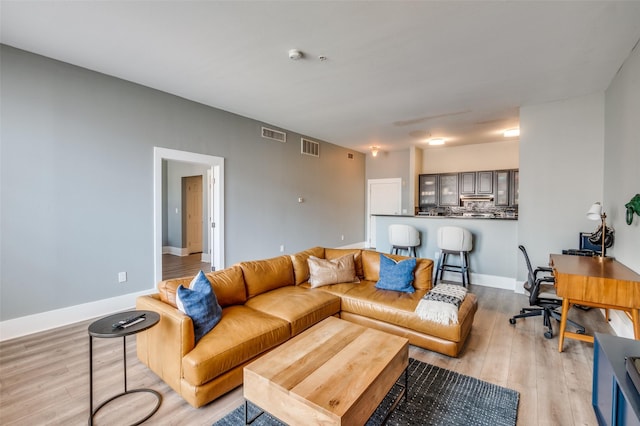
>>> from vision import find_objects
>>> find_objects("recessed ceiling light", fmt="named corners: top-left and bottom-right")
top-left (503, 128), bottom-right (520, 137)
top-left (428, 138), bottom-right (445, 146)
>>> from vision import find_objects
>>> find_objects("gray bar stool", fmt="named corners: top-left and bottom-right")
top-left (436, 226), bottom-right (473, 286)
top-left (388, 224), bottom-right (421, 257)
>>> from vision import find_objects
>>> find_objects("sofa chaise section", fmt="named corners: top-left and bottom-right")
top-left (291, 248), bottom-right (477, 357)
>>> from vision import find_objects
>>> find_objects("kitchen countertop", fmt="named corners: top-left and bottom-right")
top-left (372, 214), bottom-right (517, 220)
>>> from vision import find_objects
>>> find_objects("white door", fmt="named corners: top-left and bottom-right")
top-left (367, 178), bottom-right (402, 248)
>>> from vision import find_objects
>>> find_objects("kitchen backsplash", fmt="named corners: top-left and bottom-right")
top-left (422, 200), bottom-right (518, 218)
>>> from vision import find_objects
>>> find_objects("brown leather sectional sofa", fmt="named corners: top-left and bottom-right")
top-left (136, 247), bottom-right (478, 408)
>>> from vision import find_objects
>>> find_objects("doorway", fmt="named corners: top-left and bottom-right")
top-left (154, 147), bottom-right (225, 286)
top-left (366, 178), bottom-right (402, 249)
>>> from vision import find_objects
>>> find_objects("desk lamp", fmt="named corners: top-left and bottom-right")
top-left (587, 202), bottom-right (607, 258)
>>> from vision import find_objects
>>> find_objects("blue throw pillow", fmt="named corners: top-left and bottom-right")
top-left (375, 254), bottom-right (416, 293)
top-left (176, 270), bottom-right (222, 343)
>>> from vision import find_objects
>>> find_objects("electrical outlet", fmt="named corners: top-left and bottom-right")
top-left (434, 252), bottom-right (440, 260)
top-left (341, 234), bottom-right (345, 241)
top-left (118, 272), bottom-right (127, 283)
top-left (280, 245), bottom-right (285, 253)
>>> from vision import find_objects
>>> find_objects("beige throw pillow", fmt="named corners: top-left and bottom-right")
top-left (307, 254), bottom-right (359, 288)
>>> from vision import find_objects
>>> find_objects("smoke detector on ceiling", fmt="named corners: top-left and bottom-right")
top-left (288, 49), bottom-right (303, 60)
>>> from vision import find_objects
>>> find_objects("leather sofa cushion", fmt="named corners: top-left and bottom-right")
top-left (240, 255), bottom-right (295, 298)
top-left (157, 265), bottom-right (246, 308)
top-left (298, 281), bottom-right (359, 297)
top-left (182, 305), bottom-right (289, 386)
top-left (336, 281), bottom-right (475, 342)
top-left (290, 247), bottom-right (325, 285)
top-left (361, 250), bottom-right (433, 290)
top-left (245, 286), bottom-right (341, 336)
top-left (325, 248), bottom-right (364, 278)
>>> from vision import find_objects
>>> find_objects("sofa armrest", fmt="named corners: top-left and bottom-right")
top-left (136, 294), bottom-right (195, 394)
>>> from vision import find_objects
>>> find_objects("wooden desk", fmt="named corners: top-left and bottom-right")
top-left (550, 254), bottom-right (640, 352)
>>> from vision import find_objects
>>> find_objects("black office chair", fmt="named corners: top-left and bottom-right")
top-left (509, 245), bottom-right (585, 339)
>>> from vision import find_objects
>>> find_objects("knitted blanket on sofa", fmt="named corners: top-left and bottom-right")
top-left (415, 284), bottom-right (468, 325)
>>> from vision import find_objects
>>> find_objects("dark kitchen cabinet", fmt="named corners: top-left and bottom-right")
top-left (438, 173), bottom-right (459, 206)
top-left (419, 169), bottom-right (518, 210)
top-left (460, 172), bottom-right (476, 195)
top-left (495, 170), bottom-right (510, 206)
top-left (418, 174), bottom-right (438, 209)
top-left (510, 170), bottom-right (519, 206)
top-left (477, 171), bottom-right (494, 194)
top-left (460, 171), bottom-right (493, 195)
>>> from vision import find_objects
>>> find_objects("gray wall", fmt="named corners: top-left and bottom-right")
top-left (0, 45), bottom-right (365, 321)
top-left (517, 41), bottom-right (640, 279)
top-left (518, 93), bottom-right (605, 277)
top-left (604, 42), bottom-right (640, 272)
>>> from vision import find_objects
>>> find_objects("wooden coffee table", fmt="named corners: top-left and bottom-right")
top-left (243, 316), bottom-right (409, 425)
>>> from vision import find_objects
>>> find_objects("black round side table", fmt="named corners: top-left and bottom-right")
top-left (88, 310), bottom-right (161, 425)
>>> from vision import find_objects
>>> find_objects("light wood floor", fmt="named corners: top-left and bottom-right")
top-left (163, 253), bottom-right (211, 280)
top-left (0, 284), bottom-right (614, 426)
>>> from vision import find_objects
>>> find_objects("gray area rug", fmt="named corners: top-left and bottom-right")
top-left (213, 358), bottom-right (519, 426)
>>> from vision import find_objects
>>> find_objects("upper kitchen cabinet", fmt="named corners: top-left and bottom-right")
top-left (419, 174), bottom-right (438, 209)
top-left (495, 169), bottom-right (519, 206)
top-left (460, 172), bottom-right (476, 194)
top-left (510, 170), bottom-right (519, 206)
top-left (419, 169), bottom-right (518, 210)
top-left (460, 171), bottom-right (493, 195)
top-left (495, 170), bottom-right (510, 206)
top-left (438, 173), bottom-right (459, 206)
top-left (477, 171), bottom-right (494, 194)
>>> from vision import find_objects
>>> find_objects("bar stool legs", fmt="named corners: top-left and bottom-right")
top-left (436, 250), bottom-right (471, 287)
top-left (390, 245), bottom-right (417, 257)
top-left (436, 226), bottom-right (473, 287)
top-left (436, 250), bottom-right (470, 287)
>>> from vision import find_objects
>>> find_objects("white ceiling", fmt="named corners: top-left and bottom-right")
top-left (2, 1), bottom-right (640, 153)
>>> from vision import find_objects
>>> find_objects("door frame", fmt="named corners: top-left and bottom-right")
top-left (154, 147), bottom-right (225, 285)
top-left (366, 178), bottom-right (402, 248)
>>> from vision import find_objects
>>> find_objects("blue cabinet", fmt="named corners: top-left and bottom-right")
top-left (593, 333), bottom-right (640, 426)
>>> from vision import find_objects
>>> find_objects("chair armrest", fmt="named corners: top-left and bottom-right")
top-left (136, 294), bottom-right (195, 394)
top-left (536, 276), bottom-right (555, 284)
top-left (533, 266), bottom-right (554, 281)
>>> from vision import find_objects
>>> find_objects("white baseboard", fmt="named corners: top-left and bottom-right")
top-left (437, 271), bottom-right (517, 291)
top-left (336, 241), bottom-right (367, 249)
top-left (0, 287), bottom-right (156, 342)
top-left (162, 246), bottom-right (189, 256)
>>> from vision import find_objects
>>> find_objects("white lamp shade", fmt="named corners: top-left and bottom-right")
top-left (587, 202), bottom-right (603, 221)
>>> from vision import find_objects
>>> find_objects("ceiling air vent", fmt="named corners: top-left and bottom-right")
top-left (261, 127), bottom-right (286, 143)
top-left (301, 138), bottom-right (320, 157)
